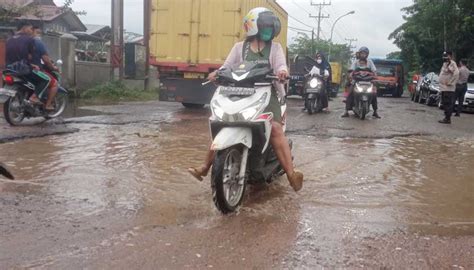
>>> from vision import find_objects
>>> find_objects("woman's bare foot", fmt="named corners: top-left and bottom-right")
top-left (288, 170), bottom-right (303, 192)
top-left (187, 166), bottom-right (209, 181)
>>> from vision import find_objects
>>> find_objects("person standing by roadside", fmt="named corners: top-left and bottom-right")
top-left (438, 51), bottom-right (459, 124)
top-left (454, 59), bottom-right (470, 117)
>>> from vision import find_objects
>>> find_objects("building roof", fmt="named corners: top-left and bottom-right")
top-left (0, 0), bottom-right (55, 7)
top-left (83, 24), bottom-right (111, 36)
top-left (72, 24), bottom-right (111, 42)
top-left (0, 0), bottom-right (86, 32)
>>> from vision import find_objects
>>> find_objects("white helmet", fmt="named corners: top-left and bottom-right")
top-left (243, 7), bottom-right (281, 41)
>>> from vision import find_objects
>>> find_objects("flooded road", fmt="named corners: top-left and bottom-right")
top-left (0, 97), bottom-right (473, 269)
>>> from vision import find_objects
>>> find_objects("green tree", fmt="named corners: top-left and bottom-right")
top-left (386, 51), bottom-right (402, 60)
top-left (389, 0), bottom-right (474, 73)
top-left (289, 33), bottom-right (352, 64)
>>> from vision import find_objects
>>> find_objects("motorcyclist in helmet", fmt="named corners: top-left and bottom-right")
top-left (342, 46), bottom-right (381, 118)
top-left (188, 8), bottom-right (304, 192)
top-left (302, 51), bottom-right (331, 111)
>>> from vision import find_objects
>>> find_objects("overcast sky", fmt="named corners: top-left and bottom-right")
top-left (56, 0), bottom-right (413, 58)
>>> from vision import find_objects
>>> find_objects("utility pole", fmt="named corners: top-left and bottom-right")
top-left (118, 0), bottom-right (124, 81)
top-left (111, 0), bottom-right (124, 81)
top-left (345, 38), bottom-right (357, 63)
top-left (143, 0), bottom-right (151, 90)
top-left (442, 0), bottom-right (447, 50)
top-left (311, 29), bottom-right (315, 55)
top-left (345, 38), bottom-right (357, 51)
top-left (310, 0), bottom-right (331, 41)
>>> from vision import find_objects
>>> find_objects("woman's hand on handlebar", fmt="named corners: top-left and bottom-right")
top-left (207, 70), bottom-right (218, 82)
top-left (277, 70), bottom-right (288, 82)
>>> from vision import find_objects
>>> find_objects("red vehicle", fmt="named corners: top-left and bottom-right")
top-left (371, 59), bottom-right (405, 97)
top-left (409, 73), bottom-right (421, 100)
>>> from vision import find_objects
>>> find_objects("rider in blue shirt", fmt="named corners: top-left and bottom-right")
top-left (5, 21), bottom-right (51, 105)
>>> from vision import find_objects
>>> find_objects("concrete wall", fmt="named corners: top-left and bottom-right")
top-left (42, 33), bottom-right (77, 88)
top-left (75, 61), bottom-right (111, 93)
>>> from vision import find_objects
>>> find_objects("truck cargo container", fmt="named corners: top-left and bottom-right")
top-left (150, 0), bottom-right (288, 108)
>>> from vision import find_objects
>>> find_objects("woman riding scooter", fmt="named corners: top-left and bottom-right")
top-left (188, 7), bottom-right (304, 192)
top-left (302, 51), bottom-right (331, 111)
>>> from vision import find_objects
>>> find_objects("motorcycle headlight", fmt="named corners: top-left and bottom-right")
top-left (366, 86), bottom-right (373, 93)
top-left (355, 85), bottom-right (364, 93)
top-left (239, 92), bottom-right (268, 120)
top-left (309, 78), bottom-right (319, 89)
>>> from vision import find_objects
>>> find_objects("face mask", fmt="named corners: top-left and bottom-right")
top-left (316, 59), bottom-right (322, 64)
top-left (259, 28), bottom-right (273, 42)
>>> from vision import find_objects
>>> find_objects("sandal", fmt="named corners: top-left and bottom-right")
top-left (288, 170), bottom-right (303, 192)
top-left (28, 97), bottom-right (43, 105)
top-left (45, 106), bottom-right (55, 112)
top-left (187, 167), bottom-right (208, 182)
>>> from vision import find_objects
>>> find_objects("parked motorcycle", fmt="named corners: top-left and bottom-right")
top-left (303, 72), bottom-right (326, 114)
top-left (0, 60), bottom-right (68, 126)
top-left (204, 61), bottom-right (289, 214)
top-left (0, 162), bottom-right (14, 180)
top-left (351, 68), bottom-right (376, 120)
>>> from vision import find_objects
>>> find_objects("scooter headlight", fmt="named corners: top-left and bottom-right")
top-left (355, 85), bottom-right (364, 93)
top-left (240, 107), bottom-right (258, 120)
top-left (366, 86), bottom-right (373, 93)
top-left (309, 78), bottom-right (319, 89)
top-left (239, 92), bottom-right (268, 120)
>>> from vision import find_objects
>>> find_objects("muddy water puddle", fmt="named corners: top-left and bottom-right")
top-left (0, 114), bottom-right (473, 268)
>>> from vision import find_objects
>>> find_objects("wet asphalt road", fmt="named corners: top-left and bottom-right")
top-left (0, 96), bottom-right (473, 269)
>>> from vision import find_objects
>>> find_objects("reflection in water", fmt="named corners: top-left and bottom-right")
top-left (0, 112), bottom-right (473, 268)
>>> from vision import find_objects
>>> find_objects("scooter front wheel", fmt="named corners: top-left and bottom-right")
top-left (211, 145), bottom-right (246, 214)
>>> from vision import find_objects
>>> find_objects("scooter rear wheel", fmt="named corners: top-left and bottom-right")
top-left (211, 145), bottom-right (246, 214)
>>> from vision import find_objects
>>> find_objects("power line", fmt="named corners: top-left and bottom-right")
top-left (290, 0), bottom-right (310, 15)
top-left (288, 14), bottom-right (315, 29)
top-left (310, 0), bottom-right (331, 41)
top-left (288, 26), bottom-right (313, 33)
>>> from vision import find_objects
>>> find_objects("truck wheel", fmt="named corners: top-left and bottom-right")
top-left (211, 146), bottom-right (246, 214)
top-left (182, 103), bottom-right (204, 109)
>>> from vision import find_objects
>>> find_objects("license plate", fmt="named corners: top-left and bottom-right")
top-left (306, 89), bottom-right (320, 93)
top-left (0, 88), bottom-right (16, 97)
top-left (220, 86), bottom-right (255, 96)
top-left (184, 72), bottom-right (205, 79)
top-left (362, 95), bottom-right (368, 101)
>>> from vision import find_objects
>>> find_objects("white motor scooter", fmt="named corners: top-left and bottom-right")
top-left (204, 62), bottom-right (290, 214)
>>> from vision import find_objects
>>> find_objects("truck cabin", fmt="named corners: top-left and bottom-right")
top-left (371, 58), bottom-right (404, 97)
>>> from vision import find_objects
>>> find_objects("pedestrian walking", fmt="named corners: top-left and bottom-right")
top-left (438, 51), bottom-right (459, 124)
top-left (454, 59), bottom-right (470, 117)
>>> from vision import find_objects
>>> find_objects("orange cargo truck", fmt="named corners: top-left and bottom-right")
top-left (150, 0), bottom-right (288, 108)
top-left (371, 58), bottom-right (405, 97)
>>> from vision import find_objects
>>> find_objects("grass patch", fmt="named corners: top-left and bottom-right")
top-left (80, 81), bottom-right (158, 102)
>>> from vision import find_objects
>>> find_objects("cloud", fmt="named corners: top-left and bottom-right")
top-left (279, 0), bottom-right (412, 57)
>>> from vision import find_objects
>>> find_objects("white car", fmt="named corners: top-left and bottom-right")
top-left (462, 71), bottom-right (474, 111)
